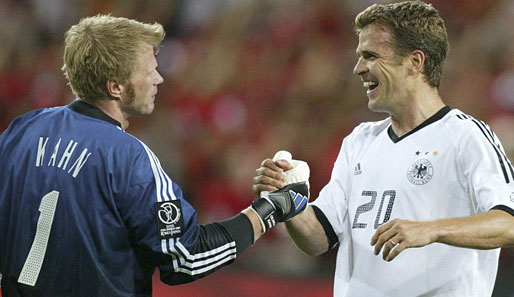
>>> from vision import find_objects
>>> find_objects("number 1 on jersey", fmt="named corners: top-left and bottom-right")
top-left (18, 190), bottom-right (59, 286)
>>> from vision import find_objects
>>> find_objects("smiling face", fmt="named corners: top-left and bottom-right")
top-left (353, 23), bottom-right (413, 114)
top-left (119, 44), bottom-right (164, 117)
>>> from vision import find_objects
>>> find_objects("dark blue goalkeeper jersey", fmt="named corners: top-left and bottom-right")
top-left (0, 100), bottom-right (253, 297)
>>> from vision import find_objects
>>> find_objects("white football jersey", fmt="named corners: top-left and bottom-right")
top-left (312, 107), bottom-right (514, 297)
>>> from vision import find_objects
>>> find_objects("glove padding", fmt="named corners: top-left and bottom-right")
top-left (251, 182), bottom-right (309, 232)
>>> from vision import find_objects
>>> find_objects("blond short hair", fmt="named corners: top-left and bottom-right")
top-left (62, 15), bottom-right (165, 103)
top-left (355, 1), bottom-right (448, 88)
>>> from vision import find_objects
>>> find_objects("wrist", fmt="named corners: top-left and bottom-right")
top-left (430, 219), bottom-right (448, 244)
top-left (250, 197), bottom-right (278, 232)
top-left (245, 206), bottom-right (265, 235)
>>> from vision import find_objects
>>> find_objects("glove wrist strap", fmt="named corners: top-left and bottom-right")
top-left (246, 206), bottom-right (266, 235)
top-left (251, 198), bottom-right (277, 232)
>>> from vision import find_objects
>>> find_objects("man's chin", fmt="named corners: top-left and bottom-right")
top-left (147, 105), bottom-right (155, 114)
top-left (130, 106), bottom-right (155, 117)
top-left (367, 100), bottom-right (388, 113)
top-left (142, 103), bottom-right (155, 115)
top-left (367, 99), bottom-right (379, 112)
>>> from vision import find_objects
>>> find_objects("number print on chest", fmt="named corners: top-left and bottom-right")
top-left (352, 190), bottom-right (396, 229)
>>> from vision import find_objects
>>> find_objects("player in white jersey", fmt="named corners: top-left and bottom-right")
top-left (253, 1), bottom-right (514, 296)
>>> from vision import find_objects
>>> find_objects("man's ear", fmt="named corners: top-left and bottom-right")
top-left (106, 80), bottom-right (122, 99)
top-left (410, 50), bottom-right (425, 75)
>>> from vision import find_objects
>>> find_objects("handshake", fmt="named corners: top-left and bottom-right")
top-left (251, 151), bottom-right (310, 233)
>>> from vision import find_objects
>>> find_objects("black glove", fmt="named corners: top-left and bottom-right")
top-left (251, 182), bottom-right (309, 232)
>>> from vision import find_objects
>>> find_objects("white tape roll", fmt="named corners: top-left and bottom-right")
top-left (284, 160), bottom-right (310, 184)
top-left (260, 150), bottom-right (309, 198)
top-left (272, 150), bottom-right (292, 162)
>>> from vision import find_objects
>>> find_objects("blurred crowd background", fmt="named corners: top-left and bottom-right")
top-left (1, 0), bottom-right (514, 296)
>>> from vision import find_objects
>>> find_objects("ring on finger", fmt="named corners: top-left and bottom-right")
top-left (389, 239), bottom-right (397, 246)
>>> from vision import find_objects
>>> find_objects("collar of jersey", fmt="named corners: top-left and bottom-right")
top-left (68, 99), bottom-right (122, 128)
top-left (387, 106), bottom-right (451, 143)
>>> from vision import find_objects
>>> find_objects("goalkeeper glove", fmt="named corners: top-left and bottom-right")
top-left (251, 182), bottom-right (309, 233)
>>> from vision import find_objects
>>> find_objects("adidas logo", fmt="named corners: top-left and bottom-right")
top-left (289, 190), bottom-right (308, 210)
top-left (354, 163), bottom-right (362, 175)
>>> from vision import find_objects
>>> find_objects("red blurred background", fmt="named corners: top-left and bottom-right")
top-left (1, 0), bottom-right (514, 296)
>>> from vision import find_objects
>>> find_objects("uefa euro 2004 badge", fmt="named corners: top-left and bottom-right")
top-left (155, 200), bottom-right (184, 239)
top-left (407, 159), bottom-right (434, 185)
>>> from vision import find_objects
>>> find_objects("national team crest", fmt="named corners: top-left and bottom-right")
top-left (407, 159), bottom-right (433, 185)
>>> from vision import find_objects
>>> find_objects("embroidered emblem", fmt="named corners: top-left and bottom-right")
top-left (407, 159), bottom-right (434, 185)
top-left (155, 200), bottom-right (184, 239)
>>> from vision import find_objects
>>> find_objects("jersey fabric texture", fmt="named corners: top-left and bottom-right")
top-left (0, 100), bottom-right (253, 297)
top-left (311, 106), bottom-right (514, 297)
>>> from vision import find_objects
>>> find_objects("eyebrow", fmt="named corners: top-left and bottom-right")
top-left (356, 49), bottom-right (379, 58)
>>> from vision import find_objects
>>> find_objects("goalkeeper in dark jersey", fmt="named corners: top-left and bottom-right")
top-left (0, 15), bottom-right (309, 297)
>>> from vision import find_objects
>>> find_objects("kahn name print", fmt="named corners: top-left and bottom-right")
top-left (35, 136), bottom-right (92, 178)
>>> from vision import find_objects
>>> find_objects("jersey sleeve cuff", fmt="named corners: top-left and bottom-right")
top-left (217, 213), bottom-right (254, 255)
top-left (311, 205), bottom-right (339, 249)
top-left (491, 205), bottom-right (514, 217)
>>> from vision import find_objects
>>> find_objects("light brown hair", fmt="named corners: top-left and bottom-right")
top-left (62, 15), bottom-right (165, 103)
top-left (355, 1), bottom-right (448, 88)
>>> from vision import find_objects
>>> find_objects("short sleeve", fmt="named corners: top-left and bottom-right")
top-left (458, 120), bottom-right (514, 213)
top-left (311, 135), bottom-right (353, 242)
